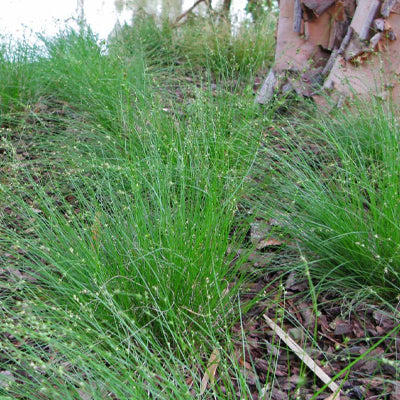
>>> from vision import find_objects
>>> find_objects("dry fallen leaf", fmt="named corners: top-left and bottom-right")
top-left (199, 348), bottom-right (220, 395)
top-left (90, 211), bottom-right (102, 251)
top-left (256, 238), bottom-right (284, 250)
top-left (323, 392), bottom-right (340, 400)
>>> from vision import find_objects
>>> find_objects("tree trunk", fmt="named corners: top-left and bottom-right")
top-left (222, 0), bottom-right (232, 14)
top-left (256, 0), bottom-right (400, 106)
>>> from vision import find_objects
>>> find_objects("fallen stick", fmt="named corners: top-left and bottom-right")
top-left (263, 314), bottom-right (341, 396)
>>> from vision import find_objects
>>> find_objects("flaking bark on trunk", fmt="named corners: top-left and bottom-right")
top-left (256, 0), bottom-right (400, 105)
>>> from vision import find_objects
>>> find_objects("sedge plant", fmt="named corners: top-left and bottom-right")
top-left (261, 99), bottom-right (400, 302)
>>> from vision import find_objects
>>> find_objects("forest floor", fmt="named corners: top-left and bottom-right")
top-left (1, 91), bottom-right (398, 400)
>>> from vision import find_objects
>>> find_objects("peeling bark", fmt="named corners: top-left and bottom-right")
top-left (302, 0), bottom-right (336, 17)
top-left (256, 0), bottom-right (400, 106)
top-left (381, 0), bottom-right (400, 18)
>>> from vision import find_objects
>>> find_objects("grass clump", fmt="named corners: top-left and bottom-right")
top-left (112, 13), bottom-right (275, 80)
top-left (110, 11), bottom-right (175, 67)
top-left (8, 90), bottom-right (258, 344)
top-left (175, 15), bottom-right (275, 78)
top-left (263, 100), bottom-right (400, 300)
top-left (0, 40), bottom-right (42, 116)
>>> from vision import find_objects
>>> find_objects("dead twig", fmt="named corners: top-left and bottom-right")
top-left (175, 0), bottom-right (206, 24)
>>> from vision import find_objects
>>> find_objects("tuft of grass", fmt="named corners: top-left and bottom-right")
top-left (7, 107), bottom-right (258, 343)
top-left (110, 11), bottom-right (175, 67)
top-left (110, 13), bottom-right (275, 80)
top-left (175, 15), bottom-right (275, 79)
top-left (0, 40), bottom-right (41, 116)
top-left (262, 99), bottom-right (400, 301)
